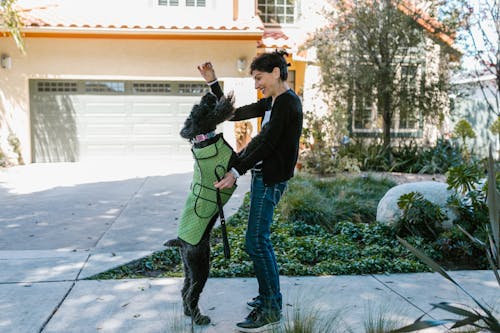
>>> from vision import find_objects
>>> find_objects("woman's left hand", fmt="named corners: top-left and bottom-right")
top-left (214, 172), bottom-right (236, 189)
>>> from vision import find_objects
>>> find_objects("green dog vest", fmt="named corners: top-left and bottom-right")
top-left (178, 136), bottom-right (236, 245)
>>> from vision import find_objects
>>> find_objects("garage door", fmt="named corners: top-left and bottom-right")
top-left (30, 80), bottom-right (209, 162)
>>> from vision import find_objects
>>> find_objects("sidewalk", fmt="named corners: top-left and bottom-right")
top-left (1, 162), bottom-right (499, 333)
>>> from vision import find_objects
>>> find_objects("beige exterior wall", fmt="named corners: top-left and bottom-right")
top-left (0, 36), bottom-right (258, 163)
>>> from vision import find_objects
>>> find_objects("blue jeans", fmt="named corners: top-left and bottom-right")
top-left (245, 171), bottom-right (287, 315)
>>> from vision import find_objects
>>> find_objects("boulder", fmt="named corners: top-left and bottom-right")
top-left (376, 181), bottom-right (457, 229)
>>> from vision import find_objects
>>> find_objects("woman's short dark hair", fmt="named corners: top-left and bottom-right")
top-left (250, 50), bottom-right (290, 81)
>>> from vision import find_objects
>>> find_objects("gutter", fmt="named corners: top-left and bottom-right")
top-left (1, 26), bottom-right (264, 40)
top-left (451, 74), bottom-right (496, 85)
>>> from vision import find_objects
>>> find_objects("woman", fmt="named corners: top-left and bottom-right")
top-left (198, 50), bottom-right (303, 332)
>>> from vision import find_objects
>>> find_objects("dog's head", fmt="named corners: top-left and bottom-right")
top-left (180, 92), bottom-right (235, 140)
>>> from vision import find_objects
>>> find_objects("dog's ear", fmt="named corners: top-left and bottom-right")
top-left (214, 91), bottom-right (235, 124)
top-left (180, 115), bottom-right (194, 140)
top-left (180, 92), bottom-right (218, 139)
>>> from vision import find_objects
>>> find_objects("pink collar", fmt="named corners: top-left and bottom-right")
top-left (192, 131), bottom-right (216, 144)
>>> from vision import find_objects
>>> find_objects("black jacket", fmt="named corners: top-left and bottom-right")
top-left (211, 81), bottom-right (303, 185)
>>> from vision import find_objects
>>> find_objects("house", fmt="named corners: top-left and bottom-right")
top-left (450, 71), bottom-right (499, 157)
top-left (261, 0), bottom-right (462, 147)
top-left (0, 0), bottom-right (460, 165)
top-left (0, 0), bottom-right (266, 164)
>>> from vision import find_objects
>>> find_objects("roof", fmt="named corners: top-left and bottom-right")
top-left (12, 0), bottom-right (264, 38)
top-left (258, 29), bottom-right (290, 48)
top-left (397, 1), bottom-right (459, 52)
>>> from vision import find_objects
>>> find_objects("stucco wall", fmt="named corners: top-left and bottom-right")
top-left (0, 36), bottom-right (257, 163)
top-left (451, 79), bottom-right (499, 158)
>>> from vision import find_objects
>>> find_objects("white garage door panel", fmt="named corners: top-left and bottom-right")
top-left (30, 80), bottom-right (207, 162)
top-left (133, 124), bottom-right (175, 137)
top-left (85, 145), bottom-right (128, 157)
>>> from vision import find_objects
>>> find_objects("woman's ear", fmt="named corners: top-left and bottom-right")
top-left (272, 67), bottom-right (281, 79)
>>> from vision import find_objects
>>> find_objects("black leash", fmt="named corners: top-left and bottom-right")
top-left (215, 172), bottom-right (231, 260)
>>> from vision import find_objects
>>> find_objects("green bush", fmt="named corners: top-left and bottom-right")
top-left (434, 226), bottom-right (486, 269)
top-left (335, 138), bottom-right (464, 174)
top-left (395, 192), bottom-right (446, 241)
top-left (446, 159), bottom-right (496, 243)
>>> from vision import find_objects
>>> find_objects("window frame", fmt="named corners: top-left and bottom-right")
top-left (351, 62), bottom-right (423, 137)
top-left (257, 0), bottom-right (297, 26)
top-left (158, 0), bottom-right (206, 7)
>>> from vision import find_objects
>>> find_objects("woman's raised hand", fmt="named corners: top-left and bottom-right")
top-left (197, 61), bottom-right (217, 83)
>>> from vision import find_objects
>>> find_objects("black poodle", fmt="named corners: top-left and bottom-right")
top-left (164, 91), bottom-right (237, 325)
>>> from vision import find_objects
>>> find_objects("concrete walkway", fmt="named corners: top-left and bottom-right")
top-left (0, 162), bottom-right (499, 333)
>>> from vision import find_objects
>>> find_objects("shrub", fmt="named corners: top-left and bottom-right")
top-left (279, 174), bottom-right (396, 231)
top-left (395, 192), bottom-right (446, 241)
top-left (299, 112), bottom-right (338, 175)
top-left (434, 226), bottom-right (486, 269)
top-left (446, 159), bottom-right (496, 254)
top-left (336, 138), bottom-right (464, 174)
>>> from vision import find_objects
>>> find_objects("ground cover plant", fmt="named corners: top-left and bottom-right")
top-left (91, 173), bottom-right (477, 280)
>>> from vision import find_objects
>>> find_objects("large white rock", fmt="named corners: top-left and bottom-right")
top-left (376, 181), bottom-right (457, 228)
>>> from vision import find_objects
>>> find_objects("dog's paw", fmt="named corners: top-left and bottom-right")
top-left (163, 238), bottom-right (182, 247)
top-left (185, 307), bottom-right (211, 325)
top-left (193, 313), bottom-right (211, 326)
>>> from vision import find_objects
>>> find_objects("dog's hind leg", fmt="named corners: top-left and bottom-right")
top-left (184, 238), bottom-right (211, 325)
top-left (180, 247), bottom-right (193, 317)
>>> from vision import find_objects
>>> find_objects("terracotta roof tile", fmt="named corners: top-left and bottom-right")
top-left (397, 1), bottom-right (456, 48)
top-left (258, 29), bottom-right (291, 48)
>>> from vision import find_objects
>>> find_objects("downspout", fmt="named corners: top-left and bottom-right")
top-left (233, 0), bottom-right (238, 21)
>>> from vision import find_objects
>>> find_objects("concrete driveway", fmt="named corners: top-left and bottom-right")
top-left (0, 160), bottom-right (250, 281)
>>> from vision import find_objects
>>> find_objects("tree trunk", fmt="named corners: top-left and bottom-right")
top-left (377, 71), bottom-right (393, 149)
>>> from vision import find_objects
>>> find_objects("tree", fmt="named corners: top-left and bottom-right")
top-left (453, 118), bottom-right (476, 146)
top-left (460, 0), bottom-right (499, 116)
top-left (311, 0), bottom-right (458, 149)
top-left (0, 0), bottom-right (25, 53)
top-left (453, 119), bottom-right (476, 160)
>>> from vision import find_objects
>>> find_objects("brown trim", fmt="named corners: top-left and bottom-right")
top-left (16, 31), bottom-right (262, 40)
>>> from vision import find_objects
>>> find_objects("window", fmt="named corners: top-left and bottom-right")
top-left (353, 73), bottom-right (375, 130)
top-left (158, 0), bottom-right (205, 6)
top-left (158, 0), bottom-right (179, 5)
top-left (258, 0), bottom-right (295, 25)
top-left (85, 81), bottom-right (125, 93)
top-left (398, 65), bottom-right (419, 129)
top-left (352, 63), bottom-right (421, 134)
top-left (353, 86), bottom-right (374, 130)
top-left (178, 83), bottom-right (208, 94)
top-left (398, 105), bottom-right (418, 129)
top-left (133, 82), bottom-right (171, 94)
top-left (186, 0), bottom-right (205, 6)
top-left (37, 81), bottom-right (77, 93)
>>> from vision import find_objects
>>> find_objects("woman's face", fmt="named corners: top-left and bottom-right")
top-left (251, 68), bottom-right (280, 98)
